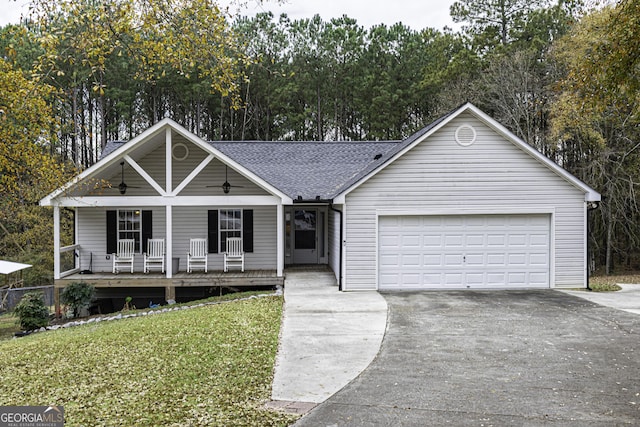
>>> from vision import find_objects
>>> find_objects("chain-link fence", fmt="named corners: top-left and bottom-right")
top-left (0, 286), bottom-right (54, 312)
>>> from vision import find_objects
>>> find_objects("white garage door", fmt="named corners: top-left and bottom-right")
top-left (378, 214), bottom-right (550, 290)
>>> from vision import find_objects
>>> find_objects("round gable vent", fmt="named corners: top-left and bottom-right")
top-left (172, 142), bottom-right (189, 161)
top-left (455, 124), bottom-right (477, 147)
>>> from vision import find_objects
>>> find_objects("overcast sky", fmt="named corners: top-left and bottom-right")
top-left (0, 0), bottom-right (459, 30)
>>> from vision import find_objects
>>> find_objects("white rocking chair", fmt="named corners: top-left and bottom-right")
top-left (187, 238), bottom-right (208, 273)
top-left (143, 238), bottom-right (165, 273)
top-left (113, 239), bottom-right (135, 274)
top-left (224, 237), bottom-right (244, 272)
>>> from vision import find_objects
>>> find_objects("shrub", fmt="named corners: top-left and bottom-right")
top-left (14, 292), bottom-right (49, 331)
top-left (60, 282), bottom-right (95, 318)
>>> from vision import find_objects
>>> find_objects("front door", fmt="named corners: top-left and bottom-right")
top-left (293, 209), bottom-right (317, 264)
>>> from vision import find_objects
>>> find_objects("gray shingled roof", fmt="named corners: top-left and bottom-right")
top-left (100, 141), bottom-right (126, 158)
top-left (212, 141), bottom-right (398, 200)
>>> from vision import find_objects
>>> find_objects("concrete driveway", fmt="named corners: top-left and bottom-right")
top-left (295, 290), bottom-right (640, 426)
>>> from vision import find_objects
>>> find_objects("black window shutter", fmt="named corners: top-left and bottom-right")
top-left (142, 210), bottom-right (153, 252)
top-left (243, 209), bottom-right (254, 253)
top-left (106, 210), bottom-right (117, 254)
top-left (208, 210), bottom-right (219, 253)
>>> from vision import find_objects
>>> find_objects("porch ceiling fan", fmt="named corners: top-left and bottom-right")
top-left (110, 161), bottom-right (140, 195)
top-left (207, 165), bottom-right (244, 194)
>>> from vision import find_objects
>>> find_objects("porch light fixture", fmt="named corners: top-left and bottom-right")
top-left (222, 165), bottom-right (232, 193)
top-left (207, 165), bottom-right (243, 193)
top-left (118, 162), bottom-right (128, 195)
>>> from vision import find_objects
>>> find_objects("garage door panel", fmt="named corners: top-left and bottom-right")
top-left (402, 235), bottom-right (421, 247)
top-left (528, 272), bottom-right (549, 286)
top-left (400, 254), bottom-right (421, 267)
top-left (507, 272), bottom-right (527, 285)
top-left (378, 214), bottom-right (550, 290)
top-left (445, 234), bottom-right (464, 247)
top-left (508, 234), bottom-right (527, 246)
top-left (379, 250), bottom-right (399, 262)
top-left (379, 273), bottom-right (399, 288)
top-left (379, 234), bottom-right (400, 247)
top-left (486, 253), bottom-right (506, 266)
top-left (487, 235), bottom-right (506, 246)
top-left (530, 253), bottom-right (549, 266)
top-left (465, 253), bottom-right (485, 266)
top-left (423, 234), bottom-right (442, 247)
top-left (530, 234), bottom-right (548, 246)
top-left (465, 234), bottom-right (485, 247)
top-left (508, 253), bottom-right (527, 266)
top-left (444, 217), bottom-right (464, 227)
top-left (466, 273), bottom-right (485, 286)
top-left (423, 273), bottom-right (443, 286)
top-left (401, 216), bottom-right (422, 229)
top-left (424, 254), bottom-right (442, 267)
top-left (401, 273), bottom-right (421, 285)
top-left (486, 272), bottom-right (507, 285)
top-left (444, 253), bottom-right (464, 266)
top-left (444, 273), bottom-right (463, 285)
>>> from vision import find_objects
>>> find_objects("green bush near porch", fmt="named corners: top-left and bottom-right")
top-left (0, 295), bottom-right (298, 426)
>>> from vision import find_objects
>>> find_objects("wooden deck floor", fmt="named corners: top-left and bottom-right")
top-left (55, 269), bottom-right (283, 288)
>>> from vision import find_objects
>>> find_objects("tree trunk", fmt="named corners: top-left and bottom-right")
top-left (606, 201), bottom-right (613, 275)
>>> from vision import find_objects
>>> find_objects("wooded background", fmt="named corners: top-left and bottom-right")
top-left (1, 0), bottom-right (638, 284)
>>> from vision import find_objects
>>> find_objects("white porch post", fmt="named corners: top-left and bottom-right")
top-left (166, 205), bottom-right (173, 278)
top-left (166, 127), bottom-right (172, 193)
top-left (53, 205), bottom-right (60, 280)
top-left (166, 127), bottom-right (173, 279)
top-left (277, 203), bottom-right (284, 277)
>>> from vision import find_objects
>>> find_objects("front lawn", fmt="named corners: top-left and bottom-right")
top-left (0, 295), bottom-right (299, 426)
top-left (0, 312), bottom-right (20, 340)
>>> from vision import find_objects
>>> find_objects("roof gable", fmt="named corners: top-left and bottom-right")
top-left (332, 103), bottom-right (601, 203)
top-left (40, 119), bottom-right (292, 206)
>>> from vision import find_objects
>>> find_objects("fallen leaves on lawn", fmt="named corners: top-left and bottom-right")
top-left (0, 296), bottom-right (299, 426)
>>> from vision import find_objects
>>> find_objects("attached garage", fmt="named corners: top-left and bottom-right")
top-left (378, 214), bottom-right (551, 290)
top-left (333, 103), bottom-right (600, 291)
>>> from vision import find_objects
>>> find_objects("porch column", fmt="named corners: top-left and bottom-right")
top-left (277, 203), bottom-right (284, 277)
top-left (53, 205), bottom-right (60, 280)
top-left (166, 204), bottom-right (173, 278)
top-left (165, 127), bottom-right (174, 281)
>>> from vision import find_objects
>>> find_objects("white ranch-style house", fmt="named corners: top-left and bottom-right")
top-left (40, 103), bottom-right (601, 305)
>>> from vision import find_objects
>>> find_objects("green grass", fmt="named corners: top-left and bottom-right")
top-left (589, 282), bottom-right (623, 292)
top-left (0, 295), bottom-right (299, 426)
top-left (0, 313), bottom-right (20, 339)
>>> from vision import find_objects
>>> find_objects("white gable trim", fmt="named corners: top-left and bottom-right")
top-left (333, 103), bottom-right (601, 204)
top-left (40, 118), bottom-right (293, 206)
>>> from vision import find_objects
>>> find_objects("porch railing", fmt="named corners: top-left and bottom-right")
top-left (60, 244), bottom-right (80, 278)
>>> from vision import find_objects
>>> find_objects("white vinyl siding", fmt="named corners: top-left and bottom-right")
top-left (344, 112), bottom-right (587, 290)
top-left (77, 207), bottom-right (166, 273)
top-left (76, 205), bottom-right (276, 273)
top-left (171, 206), bottom-right (277, 272)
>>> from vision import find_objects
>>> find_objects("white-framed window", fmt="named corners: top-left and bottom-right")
top-left (219, 209), bottom-right (242, 252)
top-left (118, 209), bottom-right (142, 252)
